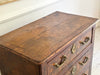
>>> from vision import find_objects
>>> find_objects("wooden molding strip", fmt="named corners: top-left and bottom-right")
top-left (0, 0), bottom-right (17, 5)
top-left (0, 0), bottom-right (60, 24)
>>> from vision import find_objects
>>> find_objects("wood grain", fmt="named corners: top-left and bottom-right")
top-left (0, 11), bottom-right (98, 75)
top-left (47, 27), bottom-right (93, 75)
top-left (0, 11), bottom-right (98, 63)
top-left (59, 44), bottom-right (93, 75)
top-left (0, 45), bottom-right (40, 75)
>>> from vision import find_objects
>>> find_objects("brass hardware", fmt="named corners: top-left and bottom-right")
top-left (54, 55), bottom-right (67, 68)
top-left (71, 66), bottom-right (77, 75)
top-left (80, 42), bottom-right (85, 45)
top-left (80, 37), bottom-right (90, 45)
top-left (83, 73), bottom-right (88, 75)
top-left (71, 44), bottom-right (77, 54)
top-left (84, 37), bottom-right (90, 43)
top-left (79, 57), bottom-right (88, 65)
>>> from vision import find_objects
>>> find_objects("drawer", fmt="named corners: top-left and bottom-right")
top-left (47, 28), bottom-right (93, 75)
top-left (74, 28), bottom-right (92, 55)
top-left (64, 62), bottom-right (91, 75)
top-left (48, 48), bottom-right (70, 75)
top-left (63, 47), bottom-right (93, 75)
top-left (78, 59), bottom-right (91, 75)
top-left (81, 67), bottom-right (90, 75)
top-left (79, 66), bottom-right (91, 75)
top-left (67, 28), bottom-right (92, 61)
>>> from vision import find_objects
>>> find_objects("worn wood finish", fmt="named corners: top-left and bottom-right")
top-left (80, 64), bottom-right (91, 75)
top-left (82, 67), bottom-right (91, 75)
top-left (0, 45), bottom-right (40, 75)
top-left (0, 11), bottom-right (98, 75)
top-left (47, 27), bottom-right (92, 75)
top-left (63, 46), bottom-right (93, 75)
top-left (0, 11), bottom-right (97, 63)
top-left (57, 43), bottom-right (93, 75)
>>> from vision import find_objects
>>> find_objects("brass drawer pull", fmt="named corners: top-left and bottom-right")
top-left (80, 37), bottom-right (90, 45)
top-left (83, 73), bottom-right (88, 75)
top-left (54, 55), bottom-right (67, 68)
top-left (79, 57), bottom-right (88, 65)
top-left (71, 66), bottom-right (77, 75)
top-left (71, 44), bottom-right (77, 54)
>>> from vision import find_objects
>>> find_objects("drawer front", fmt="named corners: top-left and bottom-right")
top-left (81, 68), bottom-right (90, 75)
top-left (79, 66), bottom-right (91, 75)
top-left (75, 28), bottom-right (92, 55)
top-left (48, 48), bottom-right (70, 75)
top-left (65, 63), bottom-right (91, 75)
top-left (63, 48), bottom-right (93, 75)
top-left (47, 28), bottom-right (93, 75)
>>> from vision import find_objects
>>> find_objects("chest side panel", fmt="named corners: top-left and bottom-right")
top-left (0, 45), bottom-right (40, 75)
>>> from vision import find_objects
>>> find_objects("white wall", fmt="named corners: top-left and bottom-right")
top-left (0, 0), bottom-right (58, 23)
top-left (0, 0), bottom-right (100, 36)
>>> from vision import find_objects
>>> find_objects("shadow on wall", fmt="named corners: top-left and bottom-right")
top-left (78, 0), bottom-right (100, 17)
top-left (77, 0), bottom-right (100, 27)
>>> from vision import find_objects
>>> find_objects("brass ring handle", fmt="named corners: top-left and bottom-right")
top-left (71, 44), bottom-right (77, 54)
top-left (79, 57), bottom-right (88, 65)
top-left (71, 66), bottom-right (77, 75)
top-left (80, 37), bottom-right (90, 45)
top-left (54, 55), bottom-right (67, 68)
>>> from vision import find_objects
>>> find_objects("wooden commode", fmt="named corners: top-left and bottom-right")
top-left (0, 11), bottom-right (98, 75)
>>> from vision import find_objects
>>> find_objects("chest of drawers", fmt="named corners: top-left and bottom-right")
top-left (0, 11), bottom-right (98, 75)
